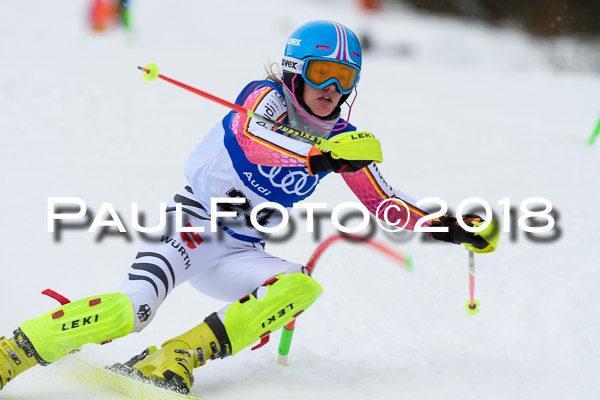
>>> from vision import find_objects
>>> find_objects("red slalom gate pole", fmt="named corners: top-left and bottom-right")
top-left (276, 234), bottom-right (411, 365)
top-left (306, 234), bottom-right (412, 275)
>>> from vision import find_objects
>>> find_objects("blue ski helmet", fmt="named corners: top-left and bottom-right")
top-left (282, 21), bottom-right (362, 109)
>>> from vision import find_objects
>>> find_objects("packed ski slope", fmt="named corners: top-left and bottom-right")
top-left (1, 1), bottom-right (599, 399)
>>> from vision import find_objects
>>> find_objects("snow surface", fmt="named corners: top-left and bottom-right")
top-left (1, 1), bottom-right (600, 399)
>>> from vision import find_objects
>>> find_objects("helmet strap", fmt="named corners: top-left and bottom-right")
top-left (344, 86), bottom-right (358, 124)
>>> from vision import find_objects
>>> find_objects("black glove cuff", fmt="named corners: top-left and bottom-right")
top-left (307, 153), bottom-right (334, 175)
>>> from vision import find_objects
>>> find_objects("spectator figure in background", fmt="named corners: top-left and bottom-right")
top-left (357, 0), bottom-right (383, 52)
top-left (89, 0), bottom-right (131, 32)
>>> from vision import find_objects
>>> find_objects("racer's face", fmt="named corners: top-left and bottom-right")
top-left (302, 81), bottom-right (342, 117)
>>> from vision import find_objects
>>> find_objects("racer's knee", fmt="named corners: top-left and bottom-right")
top-left (123, 291), bottom-right (159, 333)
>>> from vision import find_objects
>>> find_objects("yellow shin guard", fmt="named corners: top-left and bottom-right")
top-left (224, 273), bottom-right (322, 355)
top-left (19, 293), bottom-right (134, 364)
top-left (130, 273), bottom-right (322, 393)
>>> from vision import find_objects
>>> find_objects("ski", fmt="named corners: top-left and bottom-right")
top-left (72, 357), bottom-right (204, 400)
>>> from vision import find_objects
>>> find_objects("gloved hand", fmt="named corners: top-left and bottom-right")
top-left (428, 213), bottom-right (498, 252)
top-left (306, 146), bottom-right (372, 176)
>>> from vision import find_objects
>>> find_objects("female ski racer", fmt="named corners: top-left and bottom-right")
top-left (0, 21), bottom-right (498, 394)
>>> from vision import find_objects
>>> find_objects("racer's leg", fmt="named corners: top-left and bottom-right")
top-left (1, 197), bottom-right (222, 390)
top-left (127, 244), bottom-right (322, 393)
top-left (118, 208), bottom-right (227, 333)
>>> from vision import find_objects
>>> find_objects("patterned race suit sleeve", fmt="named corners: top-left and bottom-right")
top-left (230, 85), bottom-right (312, 168)
top-left (342, 163), bottom-right (431, 231)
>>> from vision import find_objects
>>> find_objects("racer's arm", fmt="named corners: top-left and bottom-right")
top-left (343, 164), bottom-right (499, 251)
top-left (342, 163), bottom-right (429, 231)
top-left (231, 85), bottom-right (311, 167)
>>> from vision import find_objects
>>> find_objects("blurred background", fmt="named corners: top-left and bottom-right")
top-left (92, 0), bottom-right (600, 36)
top-left (392, 0), bottom-right (600, 36)
top-left (86, 0), bottom-right (600, 71)
top-left (357, 0), bottom-right (600, 72)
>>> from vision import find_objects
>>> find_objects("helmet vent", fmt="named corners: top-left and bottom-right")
top-left (316, 45), bottom-right (330, 50)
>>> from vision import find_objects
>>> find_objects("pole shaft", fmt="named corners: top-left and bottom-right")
top-left (150, 69), bottom-right (327, 149)
top-left (469, 250), bottom-right (475, 307)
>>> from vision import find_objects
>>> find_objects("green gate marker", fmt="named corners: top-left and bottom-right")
top-left (590, 116), bottom-right (600, 145)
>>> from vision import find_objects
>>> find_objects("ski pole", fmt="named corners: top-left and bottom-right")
top-left (137, 64), bottom-right (382, 162)
top-left (276, 234), bottom-right (411, 365)
top-left (464, 246), bottom-right (480, 315)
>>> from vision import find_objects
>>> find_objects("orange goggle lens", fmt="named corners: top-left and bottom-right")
top-left (303, 59), bottom-right (359, 94)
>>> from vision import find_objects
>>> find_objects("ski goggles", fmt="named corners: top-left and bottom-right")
top-left (302, 58), bottom-right (360, 95)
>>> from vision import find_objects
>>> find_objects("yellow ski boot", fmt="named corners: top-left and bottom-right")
top-left (0, 330), bottom-right (39, 390)
top-left (110, 314), bottom-right (227, 394)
